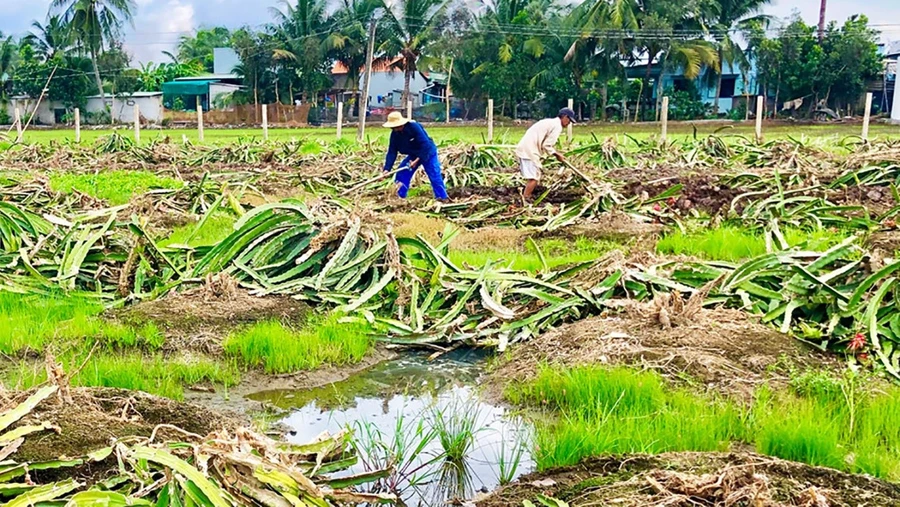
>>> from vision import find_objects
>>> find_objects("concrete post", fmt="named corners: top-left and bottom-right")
top-left (336, 101), bottom-right (343, 139)
top-left (74, 108), bottom-right (81, 143)
top-left (862, 92), bottom-right (873, 140)
top-left (14, 108), bottom-right (22, 143)
top-left (660, 96), bottom-right (669, 143)
top-left (487, 99), bottom-right (494, 142)
top-left (567, 98), bottom-right (574, 143)
top-left (893, 75), bottom-right (900, 123)
top-left (197, 104), bottom-right (205, 142)
top-left (134, 104), bottom-right (140, 144)
top-left (407, 100), bottom-right (413, 120)
top-left (755, 96), bottom-right (764, 144)
top-left (262, 104), bottom-right (269, 141)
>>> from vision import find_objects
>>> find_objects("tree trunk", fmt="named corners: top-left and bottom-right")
top-left (90, 47), bottom-right (105, 100)
top-left (714, 50), bottom-right (723, 115)
top-left (403, 64), bottom-right (412, 108)
top-left (274, 77), bottom-right (280, 105)
top-left (601, 82), bottom-right (608, 121)
top-left (773, 79), bottom-right (780, 119)
top-left (254, 70), bottom-right (259, 123)
top-left (655, 62), bottom-right (666, 121)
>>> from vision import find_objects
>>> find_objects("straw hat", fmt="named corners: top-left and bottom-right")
top-left (383, 111), bottom-right (410, 128)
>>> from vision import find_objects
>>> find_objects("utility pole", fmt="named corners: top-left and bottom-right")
top-left (818, 0), bottom-right (826, 43)
top-left (445, 58), bottom-right (453, 124)
top-left (357, 18), bottom-right (377, 142)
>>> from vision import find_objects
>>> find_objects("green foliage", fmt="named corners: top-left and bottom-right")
top-left (0, 292), bottom-right (103, 354)
top-left (161, 213), bottom-right (237, 248)
top-left (49, 170), bottom-right (183, 205)
top-left (665, 86), bottom-right (710, 120)
top-left (224, 314), bottom-right (372, 374)
top-left (509, 365), bottom-right (900, 480)
top-left (449, 237), bottom-right (621, 273)
top-left (656, 225), bottom-right (848, 262)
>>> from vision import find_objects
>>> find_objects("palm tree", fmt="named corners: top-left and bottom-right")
top-left (0, 35), bottom-right (16, 102)
top-left (50, 0), bottom-right (136, 99)
top-left (24, 16), bottom-right (74, 61)
top-left (178, 27), bottom-right (231, 72)
top-left (709, 0), bottom-right (771, 114)
top-left (379, 0), bottom-right (448, 106)
top-left (325, 0), bottom-right (390, 114)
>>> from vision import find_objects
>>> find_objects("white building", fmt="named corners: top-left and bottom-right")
top-left (330, 58), bottom-right (431, 110)
top-left (5, 92), bottom-right (164, 125)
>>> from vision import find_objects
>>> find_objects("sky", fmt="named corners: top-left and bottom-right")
top-left (1, 0), bottom-right (899, 65)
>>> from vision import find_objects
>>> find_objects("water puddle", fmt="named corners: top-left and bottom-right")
top-left (248, 349), bottom-right (534, 505)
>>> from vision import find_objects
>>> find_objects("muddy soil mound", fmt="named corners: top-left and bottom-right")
top-left (7, 387), bottom-right (241, 478)
top-left (448, 185), bottom-right (586, 205)
top-left (120, 280), bottom-right (308, 352)
top-left (541, 211), bottom-right (665, 242)
top-left (478, 452), bottom-right (900, 506)
top-left (623, 175), bottom-right (745, 215)
top-left (490, 302), bottom-right (829, 399)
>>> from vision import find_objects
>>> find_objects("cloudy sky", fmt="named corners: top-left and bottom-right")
top-left (2, 0), bottom-right (899, 64)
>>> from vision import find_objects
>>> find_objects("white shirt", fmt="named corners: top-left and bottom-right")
top-left (515, 117), bottom-right (562, 169)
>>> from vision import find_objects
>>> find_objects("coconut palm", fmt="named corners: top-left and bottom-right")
top-left (24, 16), bottom-right (74, 62)
top-left (709, 0), bottom-right (771, 114)
top-left (379, 0), bottom-right (448, 106)
top-left (177, 27), bottom-right (232, 72)
top-left (325, 0), bottom-right (383, 114)
top-left (0, 35), bottom-right (16, 101)
top-left (50, 0), bottom-right (136, 99)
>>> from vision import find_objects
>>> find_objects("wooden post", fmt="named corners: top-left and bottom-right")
top-left (862, 92), bottom-right (873, 141)
top-left (262, 104), bottom-right (269, 141)
top-left (74, 108), bottom-right (81, 143)
top-left (755, 95), bottom-right (764, 144)
top-left (133, 104), bottom-right (140, 144)
top-left (660, 96), bottom-right (669, 143)
top-left (14, 108), bottom-right (22, 143)
top-left (357, 18), bottom-right (376, 142)
top-left (336, 101), bottom-right (343, 139)
top-left (445, 58), bottom-right (453, 125)
top-left (567, 98), bottom-right (574, 143)
top-left (197, 103), bottom-right (205, 143)
top-left (487, 98), bottom-right (494, 142)
top-left (407, 100), bottom-right (413, 120)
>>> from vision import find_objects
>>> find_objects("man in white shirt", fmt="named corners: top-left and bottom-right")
top-left (515, 107), bottom-right (576, 201)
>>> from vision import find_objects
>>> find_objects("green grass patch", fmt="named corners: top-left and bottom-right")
top-left (656, 225), bottom-right (848, 262)
top-left (449, 237), bottom-right (621, 272)
top-left (0, 292), bottom-right (166, 354)
top-left (11, 352), bottom-right (238, 401)
top-left (509, 365), bottom-right (900, 480)
top-left (50, 170), bottom-right (183, 205)
top-left (224, 313), bottom-right (372, 374)
top-left (161, 212), bottom-right (237, 247)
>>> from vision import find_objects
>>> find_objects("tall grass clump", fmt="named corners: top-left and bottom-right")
top-left (508, 365), bottom-right (743, 469)
top-left (50, 170), bottom-right (183, 205)
top-left (656, 225), bottom-right (847, 261)
top-left (11, 352), bottom-right (238, 400)
top-left (449, 237), bottom-right (620, 273)
top-left (430, 398), bottom-right (482, 464)
top-left (511, 364), bottom-right (900, 480)
top-left (0, 292), bottom-right (104, 354)
top-left (161, 213), bottom-right (237, 247)
top-left (224, 313), bottom-right (372, 374)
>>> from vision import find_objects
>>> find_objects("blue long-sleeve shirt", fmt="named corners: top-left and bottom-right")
top-left (383, 121), bottom-right (438, 171)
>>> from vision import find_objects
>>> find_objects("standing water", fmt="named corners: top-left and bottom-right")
top-left (248, 349), bottom-right (534, 505)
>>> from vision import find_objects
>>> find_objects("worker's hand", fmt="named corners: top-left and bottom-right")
top-left (410, 158), bottom-right (420, 169)
top-left (554, 152), bottom-right (566, 163)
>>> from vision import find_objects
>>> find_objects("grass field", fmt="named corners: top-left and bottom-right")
top-left (10, 120), bottom-right (900, 146)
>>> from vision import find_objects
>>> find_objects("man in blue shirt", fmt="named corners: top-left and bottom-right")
top-left (382, 111), bottom-right (449, 202)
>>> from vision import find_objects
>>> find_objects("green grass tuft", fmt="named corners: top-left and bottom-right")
top-left (224, 313), bottom-right (372, 374)
top-left (509, 365), bottom-right (900, 480)
top-left (12, 352), bottom-right (238, 400)
top-left (656, 225), bottom-right (848, 262)
top-left (50, 170), bottom-right (183, 205)
top-left (449, 237), bottom-right (621, 273)
top-left (161, 213), bottom-right (237, 247)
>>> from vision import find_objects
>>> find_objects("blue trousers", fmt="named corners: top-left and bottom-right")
top-left (394, 153), bottom-right (449, 199)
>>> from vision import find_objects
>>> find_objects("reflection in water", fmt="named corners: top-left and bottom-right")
top-left (248, 350), bottom-right (534, 505)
